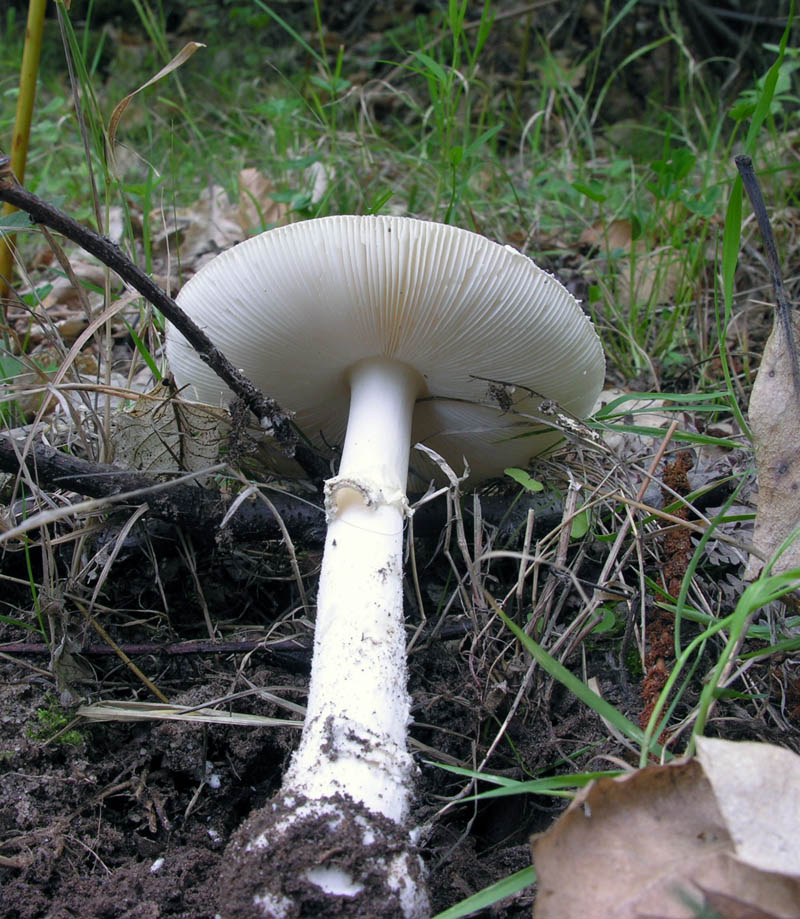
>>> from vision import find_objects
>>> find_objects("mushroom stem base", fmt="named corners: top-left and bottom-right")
top-left (219, 791), bottom-right (429, 919)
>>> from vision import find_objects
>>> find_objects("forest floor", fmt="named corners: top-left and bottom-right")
top-left (1, 2), bottom-right (800, 917)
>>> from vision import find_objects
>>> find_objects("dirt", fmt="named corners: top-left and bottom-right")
top-left (2, 464), bottom-right (793, 918)
top-left (0, 521), bottom-right (595, 919)
top-left (221, 791), bottom-right (429, 918)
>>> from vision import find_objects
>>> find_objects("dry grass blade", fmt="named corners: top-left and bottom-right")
top-left (74, 597), bottom-right (169, 703)
top-left (76, 700), bottom-right (301, 728)
top-left (107, 42), bottom-right (206, 155)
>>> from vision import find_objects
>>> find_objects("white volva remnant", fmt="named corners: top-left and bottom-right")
top-left (166, 215), bottom-right (605, 917)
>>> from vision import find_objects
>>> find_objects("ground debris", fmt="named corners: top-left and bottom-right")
top-left (746, 312), bottom-right (800, 578)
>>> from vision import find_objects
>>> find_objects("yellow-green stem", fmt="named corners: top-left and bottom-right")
top-left (1, 0), bottom-right (47, 302)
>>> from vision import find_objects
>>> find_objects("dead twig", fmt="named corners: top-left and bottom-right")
top-left (0, 432), bottom-right (326, 544)
top-left (735, 154), bottom-right (800, 397)
top-left (0, 622), bottom-right (470, 670)
top-left (0, 161), bottom-right (337, 482)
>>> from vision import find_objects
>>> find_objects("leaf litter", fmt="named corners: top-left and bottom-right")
top-left (531, 737), bottom-right (800, 919)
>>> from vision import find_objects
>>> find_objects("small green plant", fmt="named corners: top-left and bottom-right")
top-left (730, 43), bottom-right (800, 123)
top-left (26, 696), bottom-right (83, 746)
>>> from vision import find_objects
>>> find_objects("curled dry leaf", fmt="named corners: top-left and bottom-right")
top-left (150, 168), bottom-right (287, 271)
top-left (531, 738), bottom-right (800, 919)
top-left (745, 312), bottom-right (800, 578)
top-left (111, 383), bottom-right (293, 483)
top-left (106, 42), bottom-right (206, 167)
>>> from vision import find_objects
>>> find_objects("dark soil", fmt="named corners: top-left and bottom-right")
top-left (2, 462), bottom-right (796, 918)
top-left (0, 503), bottom-right (626, 918)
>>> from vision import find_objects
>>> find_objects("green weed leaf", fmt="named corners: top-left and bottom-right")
top-left (0, 210), bottom-right (33, 231)
top-left (505, 467), bottom-right (544, 492)
top-left (572, 181), bottom-right (607, 203)
top-left (570, 507), bottom-right (590, 539)
top-left (409, 50), bottom-right (448, 85)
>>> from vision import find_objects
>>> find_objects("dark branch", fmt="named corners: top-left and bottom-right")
top-left (735, 154), bottom-right (800, 397)
top-left (0, 160), bottom-right (299, 451)
top-left (0, 636), bottom-right (313, 673)
top-left (0, 433), bottom-right (326, 545)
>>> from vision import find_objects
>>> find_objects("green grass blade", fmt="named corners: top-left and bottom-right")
top-left (427, 760), bottom-right (620, 799)
top-left (124, 318), bottom-right (162, 381)
top-left (0, 613), bottom-right (41, 630)
top-left (673, 477), bottom-right (748, 658)
top-left (431, 866), bottom-right (536, 919)
top-left (251, 0), bottom-right (325, 67)
top-left (691, 567), bottom-right (800, 746)
top-left (722, 177), bottom-right (742, 317)
top-left (743, 4), bottom-right (793, 154)
top-left (487, 595), bottom-right (650, 751)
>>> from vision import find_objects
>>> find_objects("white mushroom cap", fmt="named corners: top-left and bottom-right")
top-left (166, 215), bottom-right (604, 486)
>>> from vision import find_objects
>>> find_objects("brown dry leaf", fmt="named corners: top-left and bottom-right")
top-left (235, 167), bottom-right (287, 233)
top-left (36, 260), bottom-right (109, 314)
top-left (618, 244), bottom-right (683, 307)
top-left (151, 169), bottom-right (287, 270)
top-left (581, 218), bottom-right (683, 306)
top-left (112, 382), bottom-right (227, 479)
top-left (695, 736), bottom-right (800, 879)
top-left (580, 218), bottom-right (634, 251)
top-left (745, 312), bottom-right (800, 578)
top-left (531, 739), bottom-right (800, 919)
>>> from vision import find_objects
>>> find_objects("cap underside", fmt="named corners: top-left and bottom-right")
top-left (166, 215), bottom-right (605, 485)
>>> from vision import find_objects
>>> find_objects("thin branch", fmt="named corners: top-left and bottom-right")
top-left (735, 154), bottom-right (800, 397)
top-left (0, 622), bottom-right (470, 666)
top-left (0, 637), bottom-right (310, 657)
top-left (0, 158), bottom-right (296, 446)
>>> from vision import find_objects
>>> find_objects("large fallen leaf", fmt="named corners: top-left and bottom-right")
top-left (531, 738), bottom-right (800, 918)
top-left (745, 311), bottom-right (800, 578)
top-left (695, 736), bottom-right (800, 879)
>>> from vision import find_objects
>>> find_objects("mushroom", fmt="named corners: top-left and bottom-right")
top-left (166, 215), bottom-right (604, 918)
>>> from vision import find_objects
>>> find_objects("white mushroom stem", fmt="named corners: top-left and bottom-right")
top-left (283, 356), bottom-right (423, 822)
top-left (218, 355), bottom-right (430, 918)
